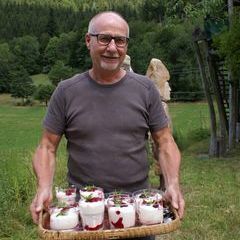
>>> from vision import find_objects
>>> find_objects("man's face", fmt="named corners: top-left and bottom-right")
top-left (86, 14), bottom-right (128, 74)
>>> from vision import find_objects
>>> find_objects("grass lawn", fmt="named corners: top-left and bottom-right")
top-left (31, 73), bottom-right (50, 86)
top-left (0, 95), bottom-right (239, 239)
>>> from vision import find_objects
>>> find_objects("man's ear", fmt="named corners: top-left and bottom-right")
top-left (85, 33), bottom-right (91, 49)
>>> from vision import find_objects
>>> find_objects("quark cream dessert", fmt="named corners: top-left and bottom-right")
top-left (107, 194), bottom-right (136, 229)
top-left (134, 189), bottom-right (162, 211)
top-left (50, 206), bottom-right (79, 231)
top-left (79, 188), bottom-right (105, 231)
top-left (134, 189), bottom-right (163, 225)
top-left (80, 186), bottom-right (104, 199)
top-left (55, 185), bottom-right (76, 206)
top-left (137, 199), bottom-right (163, 225)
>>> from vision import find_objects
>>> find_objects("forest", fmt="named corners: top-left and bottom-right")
top-left (0, 0), bottom-right (238, 104)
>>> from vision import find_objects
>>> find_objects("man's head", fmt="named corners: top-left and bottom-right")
top-left (86, 11), bottom-right (129, 74)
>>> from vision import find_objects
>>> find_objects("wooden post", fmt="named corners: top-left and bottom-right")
top-left (193, 39), bottom-right (218, 156)
top-left (228, 0), bottom-right (238, 148)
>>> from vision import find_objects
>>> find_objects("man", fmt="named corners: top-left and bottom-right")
top-left (30, 11), bottom-right (185, 238)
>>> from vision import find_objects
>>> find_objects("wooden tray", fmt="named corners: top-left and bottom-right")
top-left (38, 207), bottom-right (180, 239)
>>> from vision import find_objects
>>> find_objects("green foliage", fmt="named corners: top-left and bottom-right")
top-left (48, 60), bottom-right (74, 86)
top-left (9, 65), bottom-right (35, 104)
top-left (10, 35), bottom-right (41, 74)
top-left (0, 43), bottom-right (14, 93)
top-left (213, 9), bottom-right (240, 78)
top-left (0, 2), bottom-right (84, 41)
top-left (34, 84), bottom-right (55, 106)
top-left (141, 0), bottom-right (167, 23)
top-left (46, 8), bottom-right (58, 37)
top-left (43, 31), bottom-right (79, 71)
top-left (0, 0), bottom-right (232, 100)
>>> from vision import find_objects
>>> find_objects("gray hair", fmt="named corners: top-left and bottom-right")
top-left (88, 11), bottom-right (129, 37)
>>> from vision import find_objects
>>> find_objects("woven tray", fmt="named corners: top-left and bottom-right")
top-left (38, 205), bottom-right (180, 240)
top-left (39, 207), bottom-right (180, 239)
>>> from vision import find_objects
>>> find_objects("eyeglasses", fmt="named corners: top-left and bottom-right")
top-left (89, 33), bottom-right (129, 48)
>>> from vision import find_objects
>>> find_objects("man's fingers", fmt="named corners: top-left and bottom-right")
top-left (177, 197), bottom-right (185, 219)
top-left (30, 194), bottom-right (44, 224)
top-left (30, 200), bottom-right (41, 224)
top-left (163, 188), bottom-right (185, 219)
top-left (171, 191), bottom-right (185, 219)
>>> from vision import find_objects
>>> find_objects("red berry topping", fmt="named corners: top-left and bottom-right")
top-left (116, 210), bottom-right (121, 215)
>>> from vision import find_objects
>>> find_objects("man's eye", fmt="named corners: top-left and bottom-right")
top-left (115, 37), bottom-right (125, 45)
top-left (99, 35), bottom-right (111, 43)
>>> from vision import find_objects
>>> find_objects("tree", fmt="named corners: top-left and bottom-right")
top-left (48, 60), bottom-right (74, 86)
top-left (0, 43), bottom-right (14, 93)
top-left (34, 84), bottom-right (55, 106)
top-left (10, 35), bottom-right (41, 75)
top-left (141, 0), bottom-right (167, 23)
top-left (9, 65), bottom-right (35, 105)
top-left (74, 27), bottom-right (92, 71)
top-left (43, 31), bottom-right (79, 71)
top-left (46, 8), bottom-right (58, 37)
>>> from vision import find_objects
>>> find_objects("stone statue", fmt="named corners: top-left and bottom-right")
top-left (146, 58), bottom-right (172, 127)
top-left (121, 54), bottom-right (133, 72)
top-left (146, 58), bottom-right (172, 190)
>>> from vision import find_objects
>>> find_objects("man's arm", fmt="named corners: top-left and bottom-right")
top-left (30, 129), bottom-right (62, 224)
top-left (151, 127), bottom-right (185, 219)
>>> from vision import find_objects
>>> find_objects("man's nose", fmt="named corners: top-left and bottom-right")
top-left (106, 39), bottom-right (118, 50)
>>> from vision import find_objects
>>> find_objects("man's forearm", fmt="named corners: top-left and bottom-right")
top-left (152, 128), bottom-right (185, 218)
top-left (33, 144), bottom-right (56, 189)
top-left (157, 133), bottom-right (181, 188)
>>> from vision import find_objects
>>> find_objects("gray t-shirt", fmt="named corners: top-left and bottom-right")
top-left (44, 71), bottom-right (168, 192)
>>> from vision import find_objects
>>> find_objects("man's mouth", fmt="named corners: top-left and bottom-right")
top-left (102, 55), bottom-right (119, 60)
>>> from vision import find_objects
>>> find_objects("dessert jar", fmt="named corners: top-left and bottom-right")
top-left (79, 187), bottom-right (105, 231)
top-left (133, 189), bottom-right (163, 225)
top-left (49, 206), bottom-right (79, 230)
top-left (55, 185), bottom-right (76, 206)
top-left (107, 193), bottom-right (136, 229)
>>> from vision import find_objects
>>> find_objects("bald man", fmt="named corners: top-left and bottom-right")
top-left (30, 12), bottom-right (184, 237)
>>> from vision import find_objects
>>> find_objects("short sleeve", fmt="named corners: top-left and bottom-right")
top-left (148, 83), bottom-right (169, 133)
top-left (43, 83), bottom-right (66, 135)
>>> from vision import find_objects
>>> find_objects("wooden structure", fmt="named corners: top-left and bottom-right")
top-left (193, 26), bottom-right (239, 156)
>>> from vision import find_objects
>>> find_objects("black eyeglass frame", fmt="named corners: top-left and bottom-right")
top-left (89, 33), bottom-right (129, 47)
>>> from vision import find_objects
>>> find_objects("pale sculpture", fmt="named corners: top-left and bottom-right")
top-left (121, 54), bottom-right (133, 72)
top-left (146, 58), bottom-right (172, 190)
top-left (146, 58), bottom-right (171, 127)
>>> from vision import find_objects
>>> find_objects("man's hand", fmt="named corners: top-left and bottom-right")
top-left (151, 127), bottom-right (185, 219)
top-left (164, 184), bottom-right (185, 219)
top-left (30, 187), bottom-right (52, 224)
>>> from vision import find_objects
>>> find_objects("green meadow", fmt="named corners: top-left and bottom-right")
top-left (0, 94), bottom-right (239, 239)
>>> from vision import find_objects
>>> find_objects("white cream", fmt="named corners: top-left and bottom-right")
top-left (79, 200), bottom-right (105, 231)
top-left (134, 189), bottom-right (163, 225)
top-left (50, 207), bottom-right (79, 230)
top-left (80, 188), bottom-right (103, 199)
top-left (138, 204), bottom-right (163, 225)
top-left (55, 187), bottom-right (76, 205)
top-left (108, 204), bottom-right (136, 229)
top-left (134, 190), bottom-right (162, 211)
